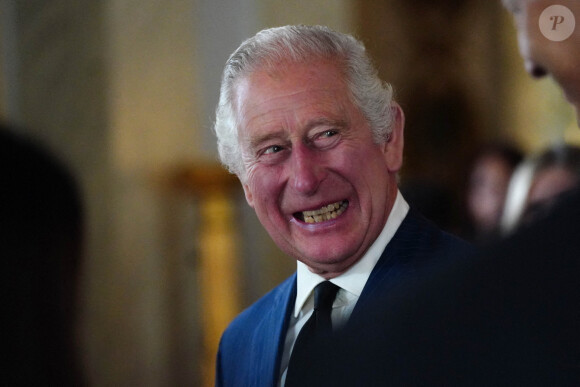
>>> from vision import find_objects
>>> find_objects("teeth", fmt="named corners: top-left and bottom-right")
top-left (303, 201), bottom-right (348, 224)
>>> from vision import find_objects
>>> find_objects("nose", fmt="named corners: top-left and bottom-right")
top-left (525, 60), bottom-right (547, 79)
top-left (517, 26), bottom-right (547, 79)
top-left (289, 145), bottom-right (323, 195)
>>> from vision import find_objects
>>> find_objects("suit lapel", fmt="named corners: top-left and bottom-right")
top-left (351, 209), bottom-right (432, 319)
top-left (249, 274), bottom-right (296, 386)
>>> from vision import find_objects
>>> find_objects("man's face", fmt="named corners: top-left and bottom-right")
top-left (234, 59), bottom-right (404, 278)
top-left (511, 0), bottom-right (580, 119)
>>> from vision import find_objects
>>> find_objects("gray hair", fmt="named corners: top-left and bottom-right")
top-left (214, 25), bottom-right (395, 179)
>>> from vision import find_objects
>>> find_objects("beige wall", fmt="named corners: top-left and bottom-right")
top-left (0, 0), bottom-right (355, 385)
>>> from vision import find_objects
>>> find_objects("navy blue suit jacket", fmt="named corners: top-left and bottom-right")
top-left (216, 208), bottom-right (473, 387)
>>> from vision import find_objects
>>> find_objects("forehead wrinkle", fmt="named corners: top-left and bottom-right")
top-left (236, 63), bottom-right (355, 153)
top-left (240, 91), bottom-right (344, 128)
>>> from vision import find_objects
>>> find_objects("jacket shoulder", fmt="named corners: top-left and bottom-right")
top-left (216, 274), bottom-right (296, 387)
top-left (221, 274), bottom-right (295, 339)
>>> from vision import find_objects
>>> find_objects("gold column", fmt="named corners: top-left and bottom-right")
top-left (174, 164), bottom-right (242, 387)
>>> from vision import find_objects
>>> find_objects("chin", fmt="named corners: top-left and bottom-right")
top-left (301, 247), bottom-right (359, 270)
top-left (303, 258), bottom-right (355, 277)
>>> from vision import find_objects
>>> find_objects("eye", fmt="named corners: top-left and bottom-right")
top-left (312, 128), bottom-right (341, 149)
top-left (320, 130), bottom-right (337, 138)
top-left (263, 145), bottom-right (284, 155)
top-left (252, 139), bottom-right (290, 165)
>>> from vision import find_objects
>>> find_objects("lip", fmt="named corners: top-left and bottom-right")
top-left (289, 216), bottom-right (341, 231)
top-left (562, 87), bottom-right (574, 103)
top-left (558, 76), bottom-right (580, 103)
top-left (564, 90), bottom-right (579, 106)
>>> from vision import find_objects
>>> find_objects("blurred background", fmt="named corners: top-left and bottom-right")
top-left (1, 0), bottom-right (579, 385)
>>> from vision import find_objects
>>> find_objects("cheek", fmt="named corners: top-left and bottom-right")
top-left (246, 168), bottom-right (284, 209)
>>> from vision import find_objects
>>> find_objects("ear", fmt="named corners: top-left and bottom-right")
top-left (242, 183), bottom-right (255, 208)
top-left (382, 102), bottom-right (405, 173)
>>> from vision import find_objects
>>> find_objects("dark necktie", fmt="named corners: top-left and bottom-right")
top-left (285, 281), bottom-right (340, 385)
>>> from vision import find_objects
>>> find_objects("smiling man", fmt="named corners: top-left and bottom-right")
top-left (213, 25), bottom-right (472, 387)
top-left (236, 56), bottom-right (403, 279)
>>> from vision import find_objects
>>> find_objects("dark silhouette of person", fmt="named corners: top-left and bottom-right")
top-left (1, 123), bottom-right (85, 386)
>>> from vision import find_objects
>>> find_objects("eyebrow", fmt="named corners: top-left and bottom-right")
top-left (304, 117), bottom-right (348, 132)
top-left (247, 130), bottom-right (287, 151)
top-left (245, 117), bottom-right (348, 151)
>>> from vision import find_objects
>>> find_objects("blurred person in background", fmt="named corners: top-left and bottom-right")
top-left (520, 144), bottom-right (580, 225)
top-left (463, 142), bottom-right (523, 244)
top-left (508, 0), bottom-right (580, 122)
top-left (502, 143), bottom-right (580, 232)
top-left (1, 123), bottom-right (85, 386)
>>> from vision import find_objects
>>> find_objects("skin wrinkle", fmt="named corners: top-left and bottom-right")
top-left (246, 118), bottom-right (349, 162)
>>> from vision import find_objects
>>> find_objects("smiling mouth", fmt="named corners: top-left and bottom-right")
top-left (294, 200), bottom-right (349, 224)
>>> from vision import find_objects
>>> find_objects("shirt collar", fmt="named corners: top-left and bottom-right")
top-left (294, 190), bottom-right (410, 317)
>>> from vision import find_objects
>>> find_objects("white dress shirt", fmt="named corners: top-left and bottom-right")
top-left (278, 191), bottom-right (410, 386)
